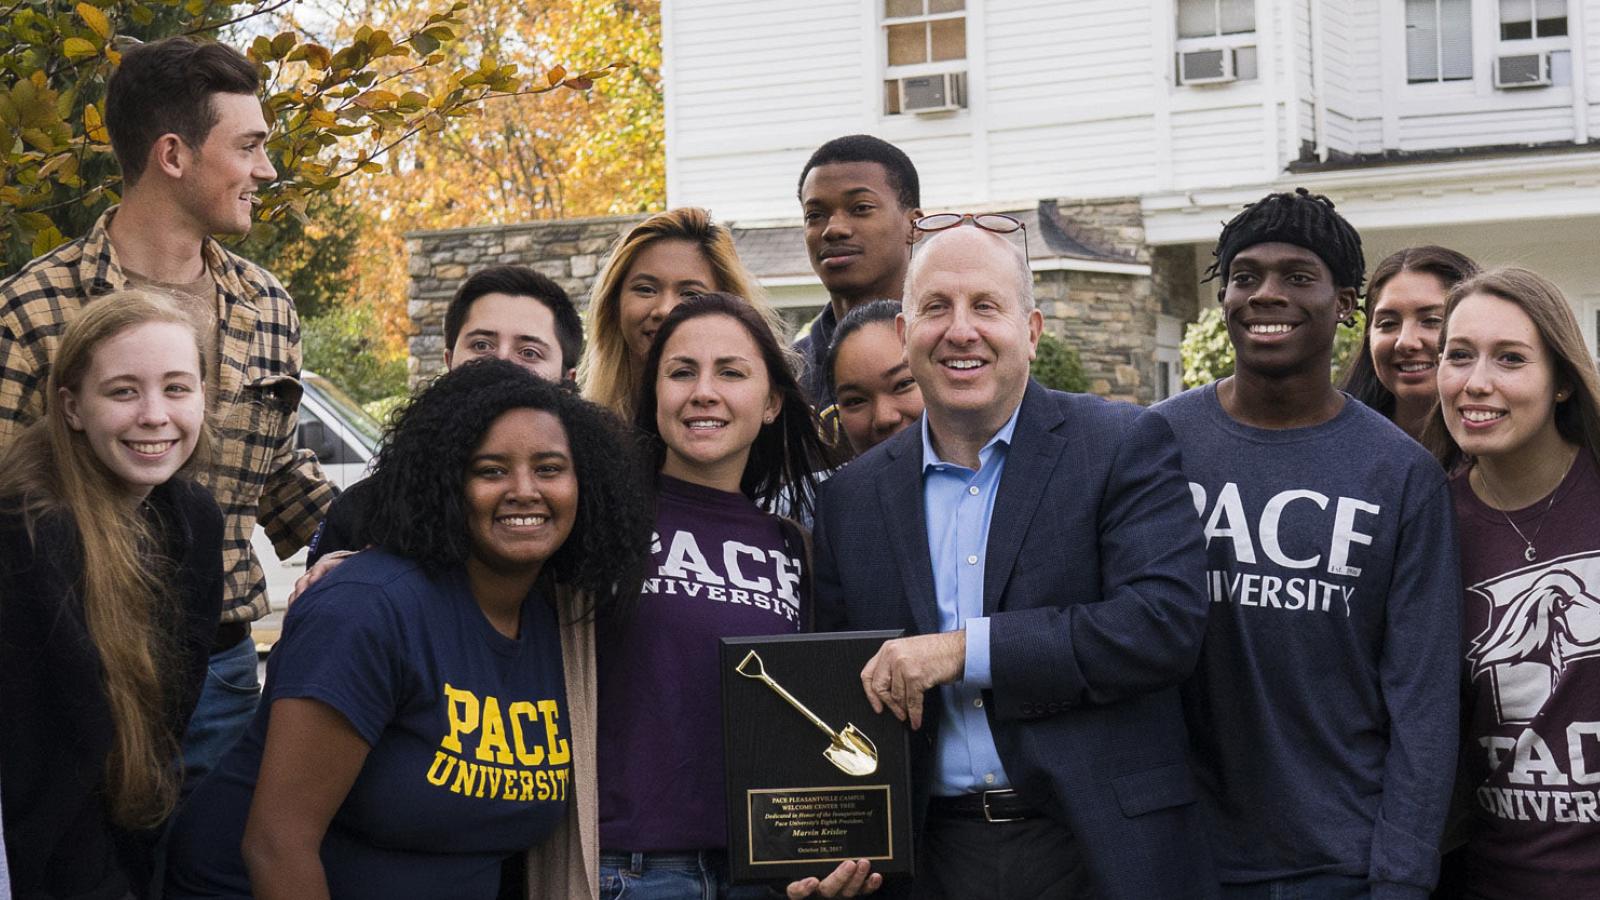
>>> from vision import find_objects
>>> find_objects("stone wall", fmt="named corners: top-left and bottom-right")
top-left (1036, 269), bottom-right (1156, 405)
top-left (1050, 197), bottom-right (1148, 262)
top-left (1035, 196), bottom-right (1162, 405)
top-left (404, 214), bottom-right (645, 382)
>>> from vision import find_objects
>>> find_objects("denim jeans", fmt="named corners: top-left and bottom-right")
top-left (599, 851), bottom-right (772, 900)
top-left (1220, 873), bottom-right (1370, 900)
top-left (178, 635), bottom-right (260, 798)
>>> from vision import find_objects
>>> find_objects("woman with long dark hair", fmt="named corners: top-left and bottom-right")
top-left (596, 294), bottom-right (863, 898)
top-left (166, 361), bottom-right (654, 900)
top-left (1340, 245), bottom-right (1477, 438)
top-left (1, 290), bottom-right (222, 899)
top-left (1426, 267), bottom-right (1600, 898)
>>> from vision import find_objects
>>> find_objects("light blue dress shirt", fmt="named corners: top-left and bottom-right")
top-left (920, 405), bottom-right (1021, 797)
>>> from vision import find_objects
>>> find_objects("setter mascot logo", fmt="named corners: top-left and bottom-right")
top-left (1468, 552), bottom-right (1600, 724)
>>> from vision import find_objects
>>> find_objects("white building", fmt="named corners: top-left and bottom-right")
top-left (663, 0), bottom-right (1600, 401)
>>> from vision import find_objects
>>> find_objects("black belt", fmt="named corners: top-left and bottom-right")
top-left (927, 789), bottom-right (1042, 823)
top-left (211, 620), bottom-right (251, 654)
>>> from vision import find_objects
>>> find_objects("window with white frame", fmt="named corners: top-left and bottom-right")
top-left (1499, 0), bottom-right (1567, 39)
top-left (882, 0), bottom-right (967, 116)
top-left (1174, 0), bottom-right (1257, 85)
top-left (1406, 0), bottom-right (1474, 83)
top-left (1492, 0), bottom-right (1571, 88)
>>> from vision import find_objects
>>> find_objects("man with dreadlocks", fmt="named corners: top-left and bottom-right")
top-left (1152, 188), bottom-right (1461, 899)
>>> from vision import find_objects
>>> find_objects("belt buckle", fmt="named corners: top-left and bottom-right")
top-left (981, 789), bottom-right (1022, 823)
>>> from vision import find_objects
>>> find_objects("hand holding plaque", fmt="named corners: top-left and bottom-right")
top-left (721, 632), bottom-right (913, 886)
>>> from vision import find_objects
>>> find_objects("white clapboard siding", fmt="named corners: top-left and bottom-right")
top-left (892, 135), bottom-right (979, 207)
top-left (986, 1), bottom-right (1153, 124)
top-left (666, 0), bottom-right (1600, 219)
top-left (1397, 103), bottom-right (1578, 151)
top-left (1169, 105), bottom-right (1269, 187)
top-left (1588, 0), bottom-right (1600, 139)
top-left (988, 116), bottom-right (1158, 200)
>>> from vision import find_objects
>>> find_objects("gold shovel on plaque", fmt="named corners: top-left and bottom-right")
top-left (736, 649), bottom-right (879, 777)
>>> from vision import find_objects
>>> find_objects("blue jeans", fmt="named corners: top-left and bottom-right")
top-left (1221, 874), bottom-right (1370, 900)
top-left (599, 851), bottom-right (771, 900)
top-left (178, 635), bottom-right (260, 798)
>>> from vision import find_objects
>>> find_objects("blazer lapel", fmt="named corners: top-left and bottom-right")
top-left (983, 381), bottom-right (1068, 615)
top-left (877, 427), bottom-right (942, 636)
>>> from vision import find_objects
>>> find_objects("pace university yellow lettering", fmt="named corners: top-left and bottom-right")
top-left (539, 699), bottom-right (570, 765)
top-left (509, 701), bottom-right (545, 765)
top-left (476, 696), bottom-right (515, 764)
top-left (442, 683), bottom-right (479, 753)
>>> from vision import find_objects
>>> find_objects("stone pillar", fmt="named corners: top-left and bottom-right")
top-left (1152, 244), bottom-right (1202, 322)
top-left (1036, 197), bottom-right (1161, 405)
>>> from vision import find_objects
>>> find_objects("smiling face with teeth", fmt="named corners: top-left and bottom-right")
top-left (654, 313), bottom-right (781, 493)
top-left (60, 321), bottom-right (206, 503)
top-left (1369, 270), bottom-right (1449, 410)
top-left (900, 228), bottom-right (1041, 445)
top-left (1439, 291), bottom-right (1569, 465)
top-left (1221, 242), bottom-right (1357, 384)
top-left (171, 92), bottom-right (276, 237)
top-left (464, 408), bottom-right (578, 582)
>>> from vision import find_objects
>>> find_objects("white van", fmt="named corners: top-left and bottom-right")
top-left (250, 371), bottom-right (382, 646)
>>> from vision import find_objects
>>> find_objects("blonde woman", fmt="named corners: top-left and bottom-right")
top-left (1427, 267), bottom-right (1600, 899)
top-left (0, 290), bottom-right (222, 899)
top-left (579, 207), bottom-right (786, 417)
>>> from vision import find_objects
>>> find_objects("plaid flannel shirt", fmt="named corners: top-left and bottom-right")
top-left (0, 208), bottom-right (336, 624)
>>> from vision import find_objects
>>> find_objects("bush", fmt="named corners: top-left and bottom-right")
top-left (1179, 307), bottom-right (1235, 387)
top-left (1179, 306), bottom-right (1365, 388)
top-left (1031, 330), bottom-right (1090, 393)
top-left (302, 305), bottom-right (409, 405)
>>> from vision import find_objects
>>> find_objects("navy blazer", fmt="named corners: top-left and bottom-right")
top-left (813, 380), bottom-right (1218, 899)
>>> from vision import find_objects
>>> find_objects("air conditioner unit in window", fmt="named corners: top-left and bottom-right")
top-left (1495, 51), bottom-right (1552, 89)
top-left (1178, 47), bottom-right (1236, 85)
top-left (896, 71), bottom-right (965, 115)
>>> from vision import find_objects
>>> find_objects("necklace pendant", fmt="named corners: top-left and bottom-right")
top-left (1525, 545), bottom-right (1537, 562)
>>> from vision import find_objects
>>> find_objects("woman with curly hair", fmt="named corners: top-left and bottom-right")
top-left (1424, 267), bottom-right (1600, 898)
top-left (166, 360), bottom-right (654, 900)
top-left (579, 208), bottom-right (788, 419)
top-left (1339, 245), bottom-right (1477, 439)
top-left (595, 294), bottom-right (874, 899)
top-left (1, 289), bottom-right (222, 899)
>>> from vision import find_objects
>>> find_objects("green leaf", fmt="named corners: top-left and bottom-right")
top-left (62, 37), bottom-right (98, 60)
top-left (19, 127), bottom-right (55, 152)
top-left (32, 225), bottom-right (66, 257)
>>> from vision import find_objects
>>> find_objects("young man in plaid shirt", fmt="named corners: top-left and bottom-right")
top-left (0, 36), bottom-right (335, 787)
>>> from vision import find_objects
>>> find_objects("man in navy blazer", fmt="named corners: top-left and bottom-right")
top-left (810, 222), bottom-right (1216, 900)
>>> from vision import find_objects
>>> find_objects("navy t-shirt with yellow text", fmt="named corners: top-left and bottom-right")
top-left (166, 550), bottom-right (571, 900)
